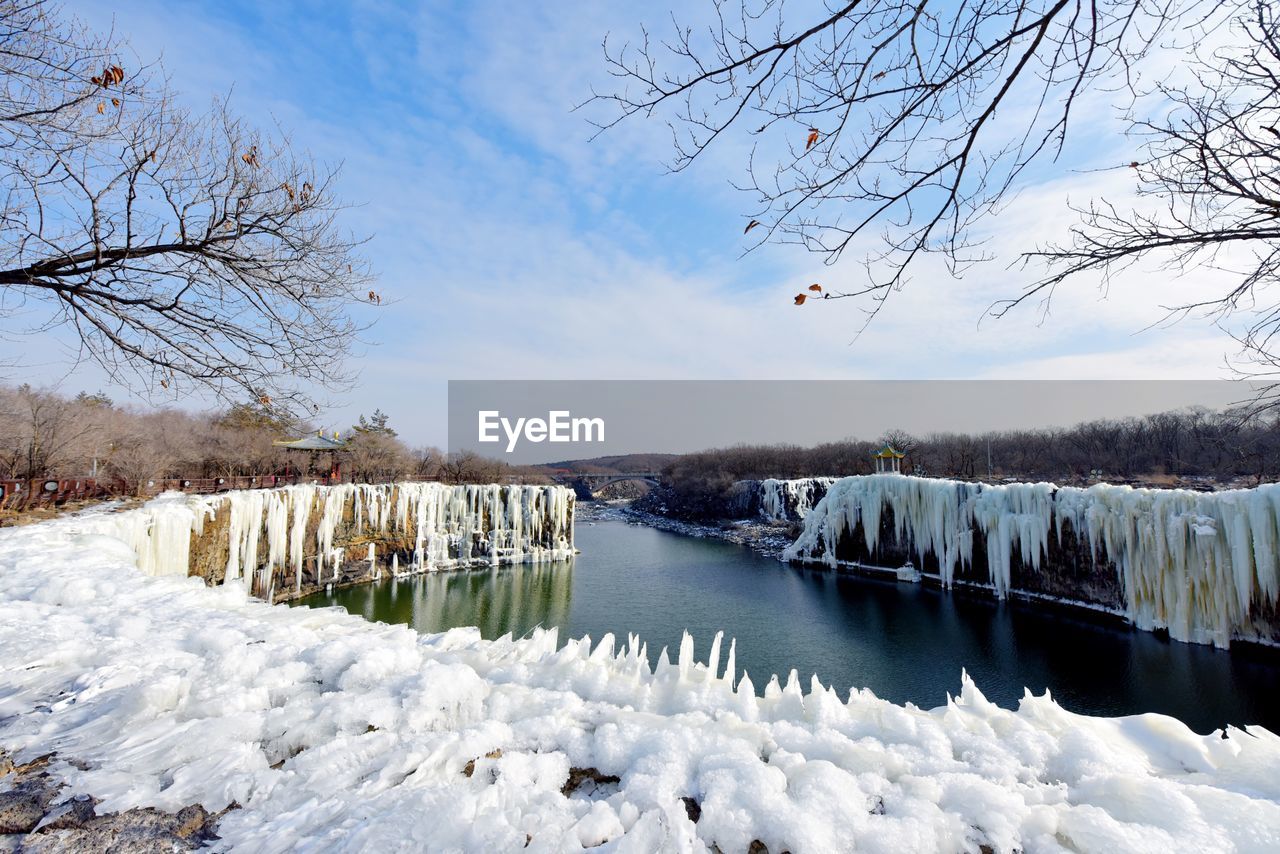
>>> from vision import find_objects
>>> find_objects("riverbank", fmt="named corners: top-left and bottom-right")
top-left (3, 503), bottom-right (1279, 851)
top-left (581, 501), bottom-right (799, 558)
top-left (599, 499), bottom-right (1139, 636)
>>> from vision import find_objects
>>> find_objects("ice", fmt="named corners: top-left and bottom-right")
top-left (758, 478), bottom-right (837, 522)
top-left (72, 483), bottom-right (575, 599)
top-left (0, 500), bottom-right (1276, 851)
top-left (785, 474), bottom-right (1280, 648)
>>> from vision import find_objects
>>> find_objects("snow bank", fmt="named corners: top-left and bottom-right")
top-left (74, 483), bottom-right (575, 599)
top-left (1, 504), bottom-right (1279, 852)
top-left (784, 475), bottom-right (1280, 648)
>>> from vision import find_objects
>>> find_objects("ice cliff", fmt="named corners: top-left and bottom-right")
top-left (784, 474), bottom-right (1280, 648)
top-left (756, 478), bottom-right (837, 522)
top-left (77, 482), bottom-right (575, 600)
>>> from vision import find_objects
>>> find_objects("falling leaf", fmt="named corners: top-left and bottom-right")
top-left (111, 98), bottom-right (120, 108)
top-left (794, 294), bottom-right (807, 305)
top-left (805, 128), bottom-right (819, 150)
top-left (111, 65), bottom-right (124, 84)
top-left (96, 102), bottom-right (104, 114)
top-left (744, 219), bottom-right (760, 234)
top-left (808, 284), bottom-right (823, 292)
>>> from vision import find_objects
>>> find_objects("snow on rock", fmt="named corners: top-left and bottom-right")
top-left (1, 503), bottom-right (1279, 852)
top-left (784, 475), bottom-right (1280, 648)
top-left (73, 483), bottom-right (575, 599)
top-left (757, 478), bottom-right (837, 523)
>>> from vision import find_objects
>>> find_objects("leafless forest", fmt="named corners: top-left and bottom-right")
top-left (0, 384), bottom-right (545, 488)
top-left (650, 407), bottom-right (1280, 517)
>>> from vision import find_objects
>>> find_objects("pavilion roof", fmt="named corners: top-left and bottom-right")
top-left (273, 432), bottom-right (348, 451)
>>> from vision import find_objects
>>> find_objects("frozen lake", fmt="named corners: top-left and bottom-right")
top-left (295, 518), bottom-right (1280, 734)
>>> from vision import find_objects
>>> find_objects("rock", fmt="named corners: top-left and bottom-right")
top-left (560, 767), bottom-right (621, 797)
top-left (463, 749), bottom-right (504, 779)
top-left (0, 790), bottom-right (45, 834)
top-left (680, 797), bottom-right (701, 823)
top-left (173, 804), bottom-right (207, 839)
top-left (34, 795), bottom-right (95, 832)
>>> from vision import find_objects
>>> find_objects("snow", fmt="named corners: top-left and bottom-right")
top-left (1, 500), bottom-right (1279, 852)
top-left (784, 475), bottom-right (1280, 648)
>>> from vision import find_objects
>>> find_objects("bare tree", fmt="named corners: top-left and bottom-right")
top-left (0, 0), bottom-right (372, 411)
top-left (592, 1), bottom-right (1268, 335)
top-left (1014, 2), bottom-right (1280, 380)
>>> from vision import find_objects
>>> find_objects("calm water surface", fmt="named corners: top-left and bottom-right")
top-left (294, 519), bottom-right (1280, 734)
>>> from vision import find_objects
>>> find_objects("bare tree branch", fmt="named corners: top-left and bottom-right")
top-left (0, 0), bottom-right (373, 413)
top-left (592, 0), bottom-right (1222, 334)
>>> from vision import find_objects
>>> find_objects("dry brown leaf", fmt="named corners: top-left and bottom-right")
top-left (794, 294), bottom-right (807, 305)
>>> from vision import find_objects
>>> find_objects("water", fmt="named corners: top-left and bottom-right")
top-left (293, 519), bottom-right (1280, 734)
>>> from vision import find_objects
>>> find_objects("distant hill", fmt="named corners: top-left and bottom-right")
top-left (536, 453), bottom-right (678, 475)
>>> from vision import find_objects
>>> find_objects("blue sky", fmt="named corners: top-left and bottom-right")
top-left (16, 0), bottom-right (1247, 445)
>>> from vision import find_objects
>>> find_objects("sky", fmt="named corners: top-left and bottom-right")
top-left (10, 0), bottom-right (1255, 445)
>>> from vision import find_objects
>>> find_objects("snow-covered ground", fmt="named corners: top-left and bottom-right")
top-left (2, 506), bottom-right (1279, 852)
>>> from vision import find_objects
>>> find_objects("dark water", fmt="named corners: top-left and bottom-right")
top-left (294, 519), bottom-right (1280, 734)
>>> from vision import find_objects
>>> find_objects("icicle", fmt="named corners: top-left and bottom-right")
top-left (677, 631), bottom-right (694, 682)
top-left (784, 474), bottom-right (1280, 648)
top-left (707, 631), bottom-right (723, 682)
top-left (757, 478), bottom-right (838, 522)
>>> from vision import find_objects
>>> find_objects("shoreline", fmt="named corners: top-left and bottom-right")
top-left (587, 500), bottom-right (1280, 655)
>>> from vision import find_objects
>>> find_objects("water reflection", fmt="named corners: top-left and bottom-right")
top-left (307, 560), bottom-right (574, 639)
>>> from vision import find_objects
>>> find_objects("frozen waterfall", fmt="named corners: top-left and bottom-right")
top-left (79, 482), bottom-right (575, 601)
top-left (784, 474), bottom-right (1280, 648)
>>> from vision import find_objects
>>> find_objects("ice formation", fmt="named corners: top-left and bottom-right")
top-left (757, 478), bottom-right (837, 522)
top-left (77, 483), bottom-right (575, 600)
top-left (784, 474), bottom-right (1280, 647)
top-left (0, 503), bottom-right (1278, 852)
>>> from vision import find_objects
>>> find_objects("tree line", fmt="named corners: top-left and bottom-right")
top-left (0, 385), bottom-right (545, 489)
top-left (652, 407), bottom-right (1280, 517)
